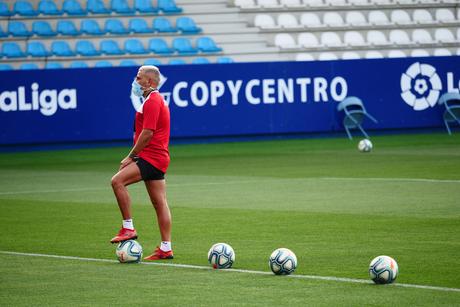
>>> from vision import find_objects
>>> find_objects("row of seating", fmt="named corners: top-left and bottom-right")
top-left (0, 57), bottom-right (235, 70)
top-left (274, 28), bottom-right (459, 49)
top-left (1, 17), bottom-right (202, 38)
top-left (1, 37), bottom-right (223, 58)
top-left (0, 0), bottom-right (181, 16)
top-left (296, 48), bottom-right (459, 61)
top-left (235, 0), bottom-right (444, 9)
top-left (255, 9), bottom-right (459, 29)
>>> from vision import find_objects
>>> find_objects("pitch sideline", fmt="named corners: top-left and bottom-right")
top-left (0, 250), bottom-right (459, 293)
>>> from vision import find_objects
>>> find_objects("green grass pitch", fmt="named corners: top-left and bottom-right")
top-left (0, 133), bottom-right (459, 306)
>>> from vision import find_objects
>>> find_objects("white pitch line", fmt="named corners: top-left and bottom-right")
top-left (0, 251), bottom-right (459, 293)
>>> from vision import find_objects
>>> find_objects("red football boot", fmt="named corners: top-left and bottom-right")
top-left (144, 247), bottom-right (174, 260)
top-left (110, 228), bottom-right (138, 243)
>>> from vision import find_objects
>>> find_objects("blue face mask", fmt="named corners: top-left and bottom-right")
top-left (131, 80), bottom-right (144, 97)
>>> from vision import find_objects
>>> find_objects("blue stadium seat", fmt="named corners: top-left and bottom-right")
top-left (38, 0), bottom-right (62, 15)
top-left (129, 18), bottom-right (152, 33)
top-left (20, 63), bottom-right (40, 70)
top-left (32, 21), bottom-right (56, 36)
top-left (57, 20), bottom-right (80, 36)
top-left (153, 17), bottom-right (177, 33)
top-left (63, 0), bottom-right (86, 15)
top-left (0, 25), bottom-right (7, 37)
top-left (100, 40), bottom-right (125, 55)
top-left (70, 61), bottom-right (89, 68)
top-left (87, 0), bottom-right (110, 14)
top-left (95, 61), bottom-right (113, 67)
top-left (2, 42), bottom-right (26, 58)
top-left (197, 37), bottom-right (222, 53)
top-left (149, 38), bottom-right (174, 55)
top-left (81, 20), bottom-right (105, 35)
top-left (111, 0), bottom-right (134, 14)
top-left (158, 0), bottom-right (182, 13)
top-left (124, 39), bottom-right (148, 54)
top-left (168, 59), bottom-right (186, 65)
top-left (51, 41), bottom-right (76, 56)
top-left (105, 19), bottom-right (128, 34)
top-left (438, 92), bottom-right (460, 135)
top-left (192, 57), bottom-right (210, 64)
top-left (172, 38), bottom-right (198, 54)
top-left (13, 1), bottom-right (38, 16)
top-left (0, 2), bottom-right (11, 16)
top-left (119, 59), bottom-right (138, 66)
top-left (27, 41), bottom-right (50, 57)
top-left (176, 17), bottom-right (202, 34)
top-left (144, 58), bottom-right (162, 66)
top-left (45, 62), bottom-right (63, 69)
top-left (8, 21), bottom-right (32, 37)
top-left (134, 0), bottom-right (158, 13)
top-left (216, 57), bottom-right (234, 63)
top-left (337, 96), bottom-right (378, 139)
top-left (76, 40), bottom-right (100, 56)
top-left (0, 64), bottom-right (14, 70)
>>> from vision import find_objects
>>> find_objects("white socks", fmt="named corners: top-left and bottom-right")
top-left (122, 219), bottom-right (134, 230)
top-left (160, 241), bottom-right (172, 252)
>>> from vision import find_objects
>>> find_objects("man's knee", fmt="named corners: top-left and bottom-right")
top-left (111, 175), bottom-right (123, 189)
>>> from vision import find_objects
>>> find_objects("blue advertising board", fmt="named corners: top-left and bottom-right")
top-left (1, 56), bottom-right (459, 145)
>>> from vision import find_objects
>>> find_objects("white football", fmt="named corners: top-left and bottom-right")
top-left (208, 243), bottom-right (235, 269)
top-left (369, 255), bottom-right (398, 284)
top-left (269, 248), bottom-right (297, 275)
top-left (116, 240), bottom-right (143, 263)
top-left (358, 139), bottom-right (373, 152)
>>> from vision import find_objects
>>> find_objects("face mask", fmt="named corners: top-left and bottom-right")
top-left (131, 80), bottom-right (144, 97)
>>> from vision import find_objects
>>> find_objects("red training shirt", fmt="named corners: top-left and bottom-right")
top-left (134, 91), bottom-right (170, 173)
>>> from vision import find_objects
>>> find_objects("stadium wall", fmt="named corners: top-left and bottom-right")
top-left (1, 56), bottom-right (459, 145)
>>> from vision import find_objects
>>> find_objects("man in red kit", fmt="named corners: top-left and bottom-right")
top-left (110, 65), bottom-right (173, 260)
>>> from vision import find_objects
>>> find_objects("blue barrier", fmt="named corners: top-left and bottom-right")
top-left (1, 57), bottom-right (459, 145)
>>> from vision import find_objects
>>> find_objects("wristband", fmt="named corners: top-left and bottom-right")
top-left (129, 153), bottom-right (137, 159)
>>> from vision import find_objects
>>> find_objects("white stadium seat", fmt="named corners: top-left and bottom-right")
top-left (302, 0), bottom-right (325, 6)
top-left (320, 31), bottom-right (342, 46)
top-left (410, 49), bottom-right (430, 57)
top-left (366, 30), bottom-right (389, 45)
top-left (300, 12), bottom-right (322, 27)
top-left (458, 28), bottom-right (460, 40)
top-left (389, 29), bottom-right (412, 45)
top-left (374, 0), bottom-right (392, 4)
top-left (365, 51), bottom-right (384, 59)
top-left (412, 9), bottom-right (434, 24)
top-left (341, 51), bottom-right (361, 59)
top-left (435, 9), bottom-right (455, 23)
top-left (391, 10), bottom-right (412, 25)
top-left (368, 11), bottom-right (390, 25)
top-left (346, 11), bottom-right (367, 26)
top-left (457, 48), bottom-right (460, 56)
top-left (387, 50), bottom-right (407, 58)
top-left (258, 0), bottom-right (282, 8)
top-left (412, 29), bottom-right (433, 44)
top-left (254, 14), bottom-right (277, 28)
top-left (235, 0), bottom-right (257, 8)
top-left (323, 12), bottom-right (345, 26)
top-left (326, 0), bottom-right (348, 5)
top-left (348, 0), bottom-right (369, 6)
top-left (433, 48), bottom-right (452, 56)
top-left (298, 32), bottom-right (320, 47)
top-left (318, 52), bottom-right (339, 60)
top-left (274, 33), bottom-right (299, 48)
top-left (296, 53), bottom-right (315, 61)
top-left (344, 31), bottom-right (366, 46)
top-left (278, 13), bottom-right (302, 28)
top-left (280, 0), bottom-right (304, 7)
top-left (435, 28), bottom-right (456, 43)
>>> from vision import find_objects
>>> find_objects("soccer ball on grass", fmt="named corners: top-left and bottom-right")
top-left (269, 248), bottom-right (297, 275)
top-left (369, 255), bottom-right (398, 284)
top-left (116, 240), bottom-right (143, 263)
top-left (358, 139), bottom-right (373, 152)
top-left (208, 243), bottom-right (235, 269)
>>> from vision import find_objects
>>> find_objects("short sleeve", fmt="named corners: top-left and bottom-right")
top-left (142, 96), bottom-right (161, 130)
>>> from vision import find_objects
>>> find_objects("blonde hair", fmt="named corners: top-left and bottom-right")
top-left (140, 65), bottom-right (160, 87)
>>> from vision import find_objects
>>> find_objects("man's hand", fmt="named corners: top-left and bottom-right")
top-left (119, 156), bottom-right (134, 170)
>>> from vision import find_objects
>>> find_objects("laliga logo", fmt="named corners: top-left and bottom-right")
top-left (400, 62), bottom-right (442, 111)
top-left (130, 72), bottom-right (171, 112)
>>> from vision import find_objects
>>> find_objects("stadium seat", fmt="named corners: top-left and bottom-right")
top-left (387, 50), bottom-right (407, 58)
top-left (111, 0), bottom-right (135, 14)
top-left (234, 0), bottom-right (257, 8)
top-left (158, 0), bottom-right (183, 13)
top-left (327, 0), bottom-right (348, 6)
top-left (348, 0), bottom-right (368, 6)
top-left (345, 11), bottom-right (367, 26)
top-left (323, 12), bottom-right (345, 26)
top-left (280, 0), bottom-right (303, 7)
top-left (410, 49), bottom-right (430, 57)
top-left (153, 17), bottom-right (177, 33)
top-left (69, 61), bottom-right (89, 68)
top-left (435, 29), bottom-right (456, 43)
top-left (391, 10), bottom-right (412, 25)
top-left (435, 8), bottom-right (455, 23)
top-left (51, 41), bottom-right (76, 56)
top-left (389, 30), bottom-right (412, 45)
top-left (8, 21), bottom-right (32, 37)
top-left (216, 57), bottom-right (234, 63)
top-left (298, 33), bottom-right (320, 48)
top-left (129, 18), bottom-right (152, 33)
top-left (254, 14), bottom-right (277, 29)
top-left (32, 21), bottom-right (56, 36)
top-left (172, 38), bottom-right (198, 54)
top-left (27, 41), bottom-right (50, 57)
top-left (81, 20), bottom-right (105, 35)
top-left (295, 53), bottom-right (315, 61)
top-left (149, 38), bottom-right (174, 54)
top-left (368, 11), bottom-right (390, 25)
top-left (0, 64), bottom-right (13, 70)
top-left (278, 13), bottom-right (302, 28)
top-left (134, 0), bottom-right (158, 13)
top-left (13, 1), bottom-right (38, 16)
top-left (300, 12), bottom-right (322, 27)
top-left (45, 62), bottom-right (63, 69)
top-left (192, 57), bottom-right (211, 64)
top-left (2, 42), bottom-right (26, 58)
top-left (337, 96), bottom-right (378, 139)
top-left (438, 92), bottom-right (460, 135)
top-left (344, 31), bottom-right (366, 46)
top-left (105, 19), bottom-right (129, 34)
top-left (57, 20), bottom-right (80, 36)
top-left (124, 39), bottom-right (148, 54)
top-left (413, 9), bottom-right (434, 24)
top-left (0, 25), bottom-right (7, 37)
top-left (364, 51), bottom-right (384, 59)
top-left (119, 59), bottom-right (138, 66)
top-left (196, 37), bottom-right (222, 53)
top-left (63, 0), bottom-right (87, 15)
top-left (412, 29), bottom-right (432, 44)
top-left (274, 33), bottom-right (298, 49)
top-left (341, 51), bottom-right (361, 60)
top-left (76, 40), bottom-right (101, 56)
top-left (20, 63), bottom-right (40, 70)
top-left (320, 32), bottom-right (342, 47)
top-left (366, 30), bottom-right (389, 45)
top-left (258, 0), bottom-right (282, 8)
top-left (168, 59), bottom-right (186, 65)
top-left (433, 48), bottom-right (452, 56)
top-left (318, 52), bottom-right (339, 61)
top-left (95, 60), bottom-right (113, 67)
top-left (303, 0), bottom-right (324, 6)
top-left (87, 0), bottom-right (110, 14)
top-left (100, 40), bottom-right (125, 55)
top-left (144, 58), bottom-right (162, 65)
top-left (0, 2), bottom-right (11, 16)
top-left (176, 17), bottom-right (202, 34)
top-left (38, 0), bottom-right (61, 15)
